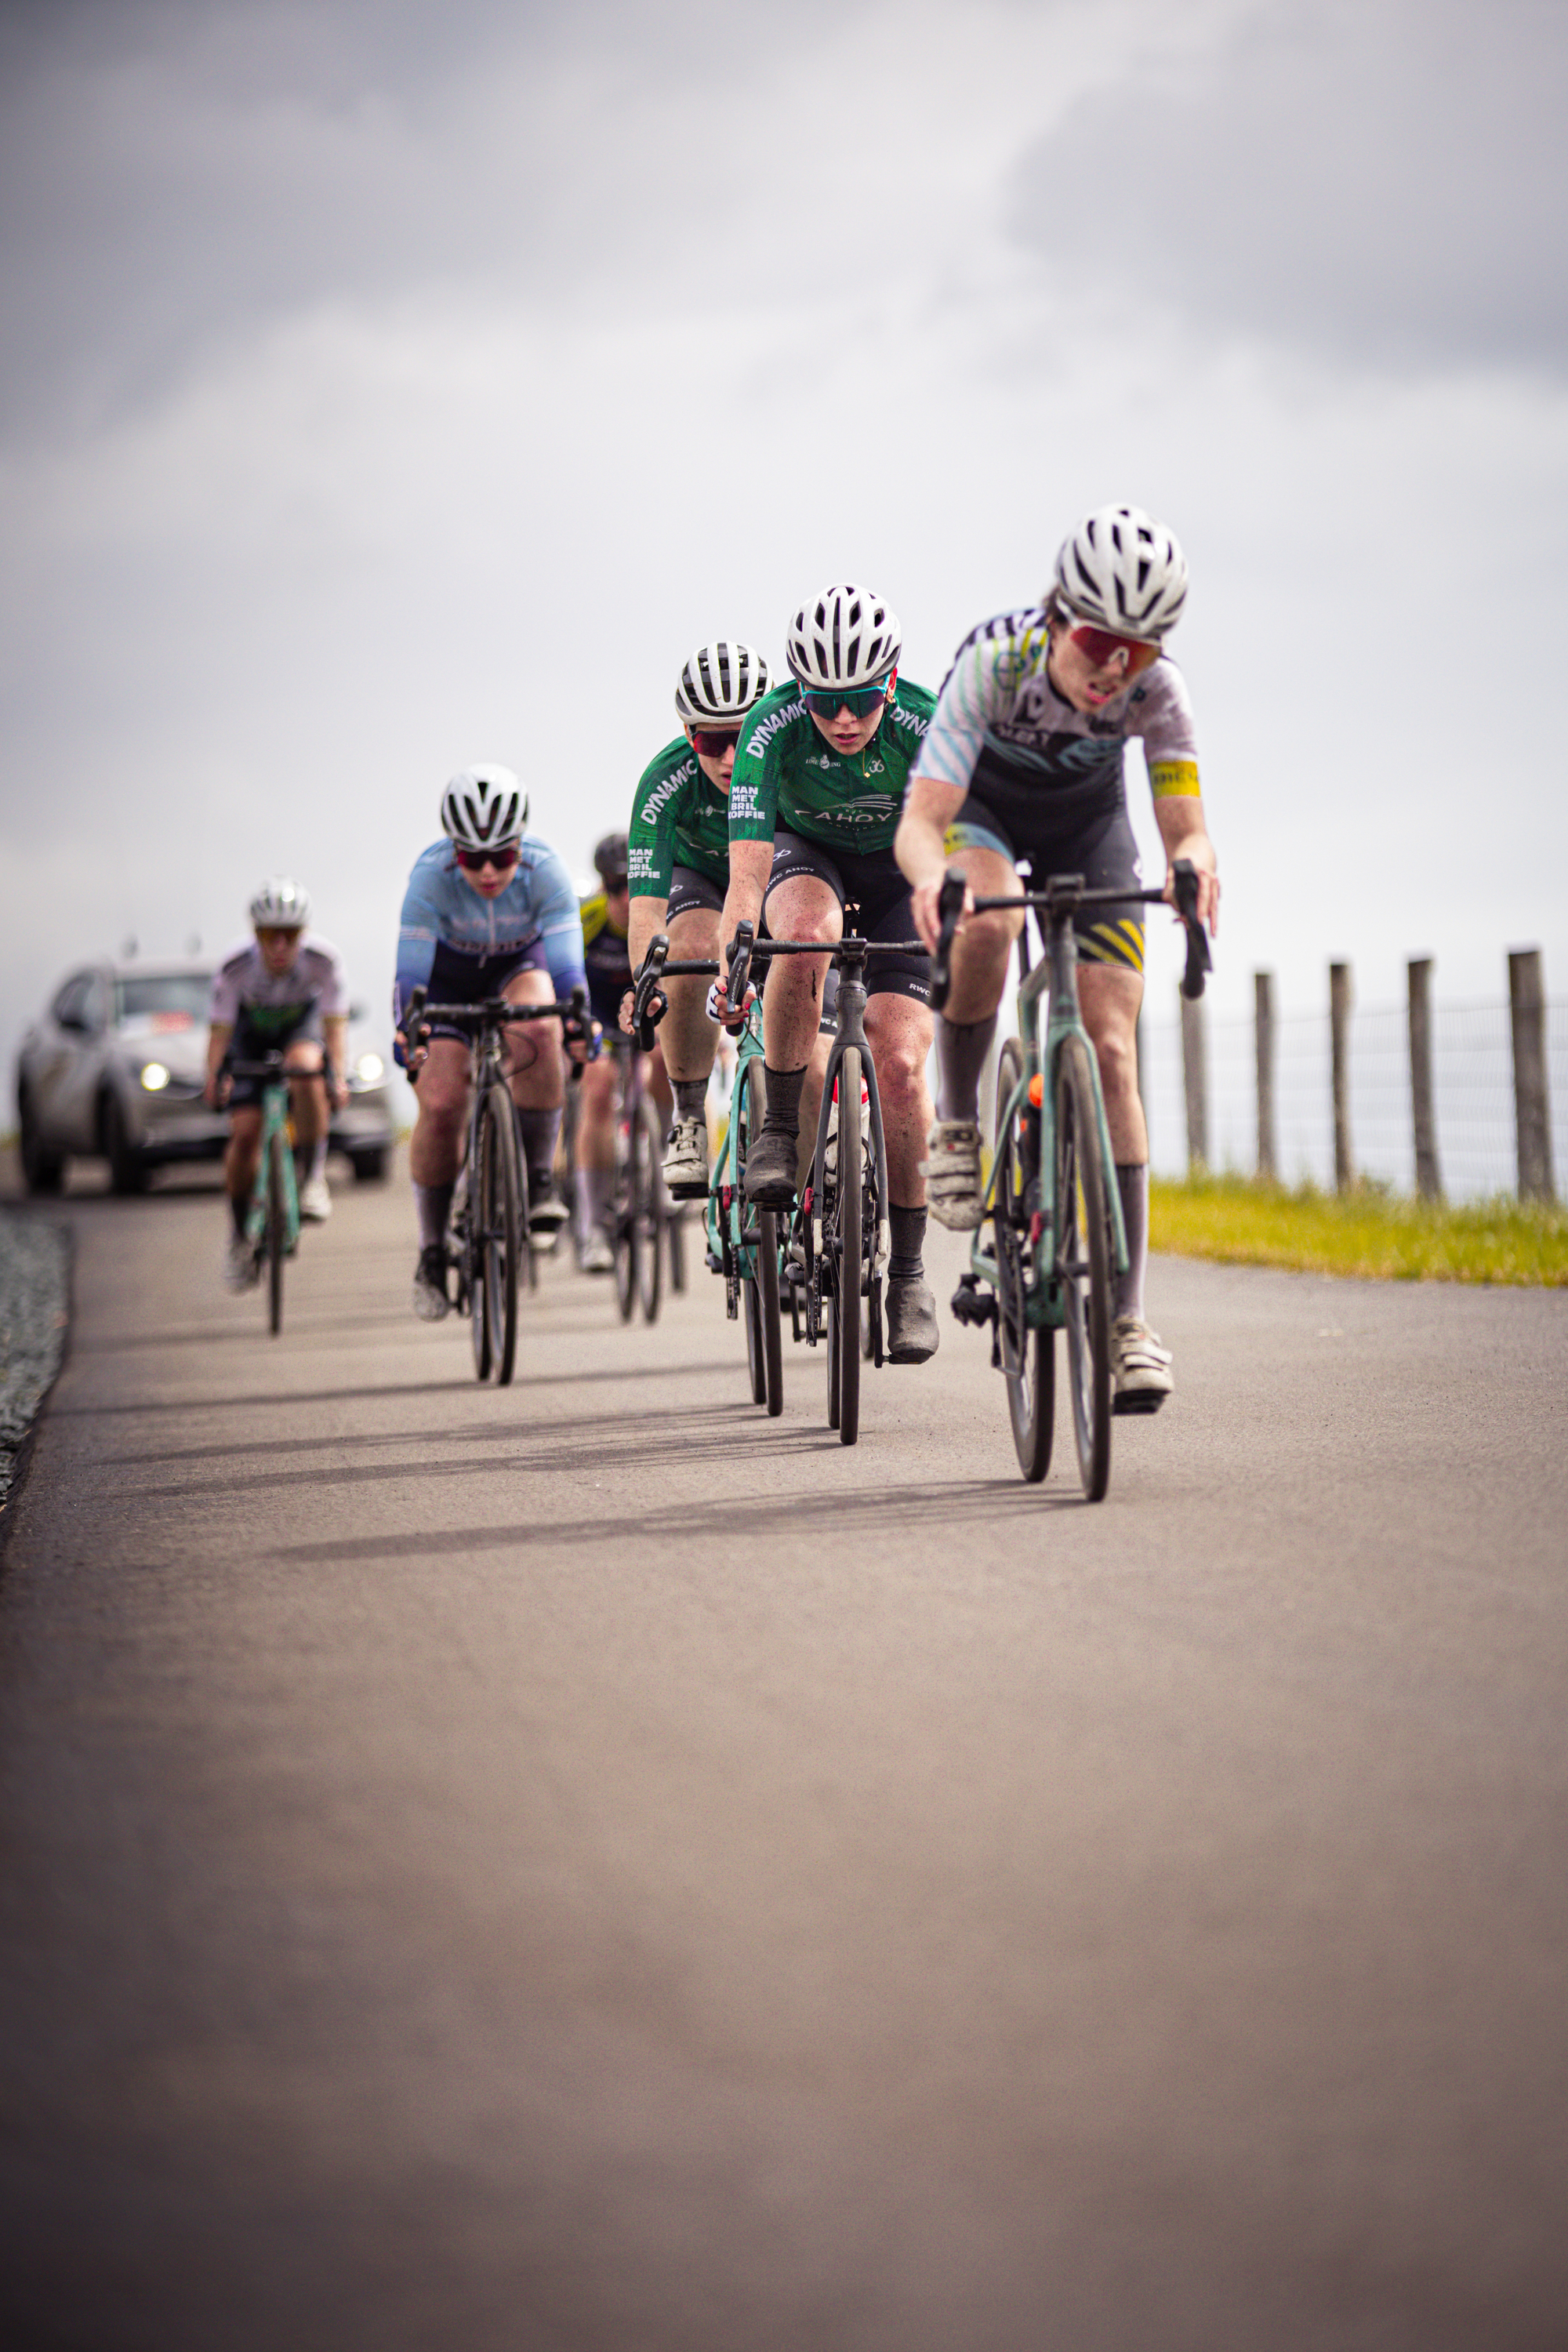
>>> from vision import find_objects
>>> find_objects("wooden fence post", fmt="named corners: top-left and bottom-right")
top-left (1508, 949), bottom-right (1555, 1201)
top-left (1330, 961), bottom-right (1354, 1192)
top-left (1254, 971), bottom-right (1276, 1181)
top-left (1406, 957), bottom-right (1441, 1200)
top-left (1180, 987), bottom-right (1207, 1173)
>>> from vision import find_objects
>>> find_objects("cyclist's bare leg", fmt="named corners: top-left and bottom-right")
top-left (501, 965), bottom-right (564, 1112)
top-left (408, 1037), bottom-right (472, 1187)
top-left (942, 846), bottom-right (1023, 1027)
top-left (760, 873), bottom-right (838, 1071)
top-left (1077, 960), bottom-right (1162, 1359)
top-left (576, 1053), bottom-right (617, 1177)
top-left (225, 1106), bottom-right (263, 1212)
top-left (662, 906), bottom-right (722, 1084)
top-left (863, 994), bottom-right (935, 1209)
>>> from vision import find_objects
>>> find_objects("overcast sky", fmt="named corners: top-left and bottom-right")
top-left (3, 0), bottom-right (1566, 1114)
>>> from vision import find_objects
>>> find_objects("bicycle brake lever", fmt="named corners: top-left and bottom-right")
top-left (724, 920), bottom-right (755, 1035)
top-left (1172, 858), bottom-right (1212, 1000)
top-left (930, 870), bottom-right (967, 1014)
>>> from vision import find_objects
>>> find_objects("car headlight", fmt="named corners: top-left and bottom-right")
top-left (354, 1052), bottom-right (385, 1084)
top-left (140, 1062), bottom-right (171, 1091)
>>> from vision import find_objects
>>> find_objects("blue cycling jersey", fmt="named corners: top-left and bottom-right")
top-left (393, 839), bottom-right (587, 1029)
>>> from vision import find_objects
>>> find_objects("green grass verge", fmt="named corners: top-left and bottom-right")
top-left (1149, 1171), bottom-right (1568, 1286)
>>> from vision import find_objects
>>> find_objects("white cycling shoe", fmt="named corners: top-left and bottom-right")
top-left (578, 1229), bottom-right (614, 1276)
top-left (223, 1232), bottom-right (258, 1292)
top-left (1111, 1316), bottom-right (1174, 1414)
top-left (922, 1120), bottom-right (985, 1231)
top-left (662, 1117), bottom-right (709, 1200)
top-left (298, 1172), bottom-right (332, 1222)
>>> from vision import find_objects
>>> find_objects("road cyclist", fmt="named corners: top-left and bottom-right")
top-left (394, 766), bottom-right (590, 1322)
top-left (714, 582), bottom-right (941, 1366)
top-left (626, 640), bottom-right (775, 1205)
top-left (896, 506), bottom-right (1221, 1408)
top-left (205, 879), bottom-right (349, 1293)
top-left (572, 830), bottom-right (675, 1280)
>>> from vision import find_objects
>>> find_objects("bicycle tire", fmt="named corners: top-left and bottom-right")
top-left (1055, 1033), bottom-right (1114, 1500)
top-left (635, 1097), bottom-right (663, 1323)
top-left (479, 1082), bottom-right (523, 1385)
top-left (469, 1138), bottom-right (491, 1381)
top-left (668, 1204), bottom-right (687, 1294)
top-left (993, 1040), bottom-right (1053, 1482)
top-left (735, 1063), bottom-right (769, 1406)
top-left (832, 1047), bottom-right (862, 1446)
top-left (612, 1106), bottom-right (637, 1324)
top-left (266, 1123), bottom-right (288, 1337)
top-left (757, 1207), bottom-right (783, 1416)
top-left (743, 1261), bottom-right (767, 1404)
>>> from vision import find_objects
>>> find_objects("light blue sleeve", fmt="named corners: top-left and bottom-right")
top-left (393, 866), bottom-right (440, 1033)
top-left (530, 848), bottom-right (588, 1000)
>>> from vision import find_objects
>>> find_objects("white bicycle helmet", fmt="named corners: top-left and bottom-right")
top-left (1052, 506), bottom-right (1189, 641)
top-left (440, 764), bottom-right (528, 849)
top-left (249, 877), bottom-right (311, 929)
top-left (674, 641), bottom-right (773, 724)
top-left (786, 582), bottom-right (902, 691)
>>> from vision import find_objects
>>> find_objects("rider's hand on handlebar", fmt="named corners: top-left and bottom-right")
top-left (912, 868), bottom-right (973, 955)
top-left (1164, 845), bottom-right (1221, 936)
top-left (707, 976), bottom-right (757, 1030)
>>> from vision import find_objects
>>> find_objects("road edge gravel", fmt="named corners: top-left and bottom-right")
top-left (0, 1211), bottom-right (71, 1530)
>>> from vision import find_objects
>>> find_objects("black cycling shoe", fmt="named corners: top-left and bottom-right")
top-left (742, 1125), bottom-right (799, 1208)
top-left (885, 1273), bottom-right (939, 1364)
top-left (412, 1243), bottom-right (450, 1322)
top-left (526, 1171), bottom-right (570, 1236)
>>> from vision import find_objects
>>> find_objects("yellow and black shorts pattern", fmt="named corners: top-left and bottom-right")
top-left (941, 793), bottom-right (1148, 982)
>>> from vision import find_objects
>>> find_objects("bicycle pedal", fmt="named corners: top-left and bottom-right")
top-left (950, 1273), bottom-right (997, 1328)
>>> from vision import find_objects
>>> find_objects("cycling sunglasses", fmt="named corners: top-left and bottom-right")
top-left (455, 844), bottom-right (521, 873)
top-left (800, 682), bottom-right (891, 719)
top-left (690, 726), bottom-right (742, 757)
top-left (1059, 612), bottom-right (1162, 673)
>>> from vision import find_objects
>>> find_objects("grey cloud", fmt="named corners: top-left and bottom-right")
top-left (1010, 0), bottom-right (1568, 378)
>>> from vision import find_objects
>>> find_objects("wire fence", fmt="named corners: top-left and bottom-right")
top-left (1141, 996), bottom-right (1566, 1200)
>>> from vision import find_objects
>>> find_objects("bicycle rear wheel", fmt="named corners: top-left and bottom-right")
top-left (468, 1144), bottom-right (491, 1381)
top-left (994, 1040), bottom-right (1053, 1482)
top-left (635, 1098), bottom-right (663, 1323)
top-left (612, 1105), bottom-right (637, 1323)
top-left (478, 1081), bottom-right (523, 1385)
top-left (266, 1124), bottom-right (288, 1337)
top-left (1055, 1033), bottom-right (1114, 1500)
top-left (829, 1047), bottom-right (862, 1446)
top-left (667, 1204), bottom-right (687, 1293)
top-left (756, 1206), bottom-right (783, 1416)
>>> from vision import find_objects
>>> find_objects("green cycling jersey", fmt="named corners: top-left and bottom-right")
top-left (727, 679), bottom-right (936, 856)
top-left (627, 735), bottom-right (731, 898)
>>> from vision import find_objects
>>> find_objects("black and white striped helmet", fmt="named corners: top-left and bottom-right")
top-left (785, 582), bottom-right (902, 690)
top-left (249, 877), bottom-right (311, 929)
top-left (674, 641), bottom-right (772, 724)
top-left (440, 764), bottom-right (528, 851)
top-left (1052, 506), bottom-right (1189, 641)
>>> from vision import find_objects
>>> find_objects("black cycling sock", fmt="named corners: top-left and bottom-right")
top-left (514, 1105), bottom-right (561, 1181)
top-left (230, 1191), bottom-right (249, 1240)
top-left (763, 1063), bottom-right (807, 1137)
top-left (672, 1077), bottom-right (708, 1122)
top-left (889, 1203), bottom-right (927, 1282)
top-left (416, 1181), bottom-right (454, 1251)
top-left (935, 1012), bottom-right (997, 1123)
top-left (1114, 1163), bottom-right (1149, 1321)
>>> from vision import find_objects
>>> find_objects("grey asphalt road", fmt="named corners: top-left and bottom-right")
top-left (2, 1155), bottom-right (1566, 2351)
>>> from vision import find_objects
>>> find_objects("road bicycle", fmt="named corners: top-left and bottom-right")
top-left (727, 924), bottom-right (912, 1449)
top-left (402, 983), bottom-right (589, 1385)
top-left (226, 1051), bottom-right (305, 1336)
top-left (632, 938), bottom-right (782, 1412)
top-left (607, 1035), bottom-right (685, 1325)
top-left (935, 859), bottom-right (1210, 1501)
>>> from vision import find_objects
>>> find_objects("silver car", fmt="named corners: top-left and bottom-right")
top-left (15, 958), bottom-right (394, 1195)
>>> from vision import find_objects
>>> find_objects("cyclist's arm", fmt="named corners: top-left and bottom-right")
top-left (895, 774), bottom-right (968, 953)
top-left (323, 1014), bottom-right (350, 1105)
top-left (628, 895), bottom-right (670, 975)
top-left (205, 1021), bottom-right (233, 1109)
top-left (1154, 794), bottom-right (1220, 935)
top-left (716, 838), bottom-right (775, 990)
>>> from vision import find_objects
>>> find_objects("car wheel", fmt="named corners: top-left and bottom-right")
top-left (351, 1148), bottom-right (389, 1182)
top-left (101, 1092), bottom-right (148, 1195)
top-left (18, 1087), bottom-right (65, 1195)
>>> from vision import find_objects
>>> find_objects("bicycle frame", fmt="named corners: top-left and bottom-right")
top-left (230, 1059), bottom-right (299, 1259)
top-left (968, 900), bottom-right (1127, 1333)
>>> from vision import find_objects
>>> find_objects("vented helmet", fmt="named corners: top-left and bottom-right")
top-left (786, 582), bottom-right (902, 691)
top-left (1052, 506), bottom-right (1189, 641)
top-left (674, 641), bottom-right (773, 724)
top-left (249, 877), bottom-right (311, 930)
top-left (440, 764), bottom-right (528, 851)
top-left (593, 832), bottom-right (630, 885)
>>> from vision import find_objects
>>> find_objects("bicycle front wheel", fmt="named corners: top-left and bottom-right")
top-left (635, 1098), bottom-right (663, 1323)
top-left (266, 1124), bottom-right (288, 1337)
top-left (1055, 1033), bottom-right (1114, 1500)
top-left (829, 1047), bottom-right (862, 1446)
top-left (994, 1040), bottom-right (1053, 1482)
top-left (477, 1082), bottom-right (523, 1385)
top-left (757, 1206), bottom-right (783, 1416)
top-left (612, 1110), bottom-right (637, 1324)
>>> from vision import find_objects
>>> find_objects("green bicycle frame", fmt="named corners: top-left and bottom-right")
top-left (247, 1072), bottom-right (300, 1259)
top-left (967, 924), bottom-right (1127, 1330)
top-left (705, 996), bottom-right (775, 1312)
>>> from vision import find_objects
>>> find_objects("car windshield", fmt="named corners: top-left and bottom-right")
top-left (117, 974), bottom-right (212, 1024)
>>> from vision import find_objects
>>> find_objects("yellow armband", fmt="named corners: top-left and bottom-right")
top-left (1149, 758), bottom-right (1201, 800)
